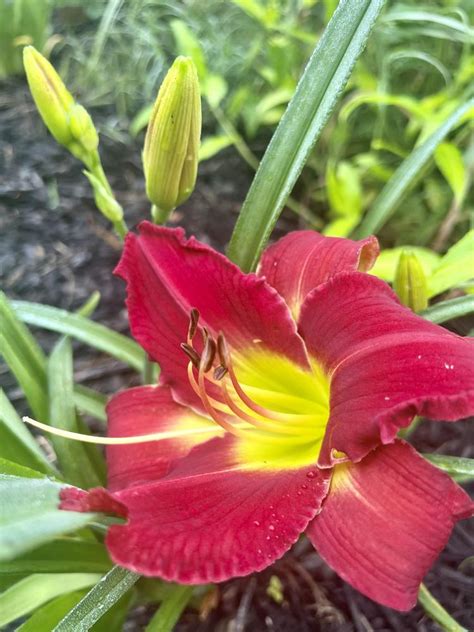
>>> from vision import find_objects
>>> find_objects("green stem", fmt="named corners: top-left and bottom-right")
top-left (418, 584), bottom-right (467, 632)
top-left (151, 204), bottom-right (172, 224)
top-left (145, 585), bottom-right (193, 632)
top-left (421, 295), bottom-right (474, 324)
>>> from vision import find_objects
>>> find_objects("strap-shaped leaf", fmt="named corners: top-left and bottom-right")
top-left (53, 566), bottom-right (140, 632)
top-left (227, 0), bottom-right (386, 271)
top-left (11, 300), bottom-right (145, 371)
top-left (353, 99), bottom-right (473, 238)
top-left (424, 454), bottom-right (474, 483)
top-left (145, 585), bottom-right (194, 632)
top-left (73, 385), bottom-right (107, 423)
top-left (0, 475), bottom-right (98, 561)
top-left (421, 295), bottom-right (474, 324)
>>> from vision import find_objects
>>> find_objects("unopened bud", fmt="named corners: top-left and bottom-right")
top-left (23, 46), bottom-right (74, 146)
top-left (143, 56), bottom-right (201, 219)
top-left (83, 171), bottom-right (123, 223)
top-left (68, 104), bottom-right (99, 154)
top-left (394, 251), bottom-right (428, 312)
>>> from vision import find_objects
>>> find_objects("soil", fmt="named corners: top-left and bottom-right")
top-left (1, 78), bottom-right (473, 632)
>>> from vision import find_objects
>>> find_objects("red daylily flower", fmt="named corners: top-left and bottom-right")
top-left (61, 223), bottom-right (474, 611)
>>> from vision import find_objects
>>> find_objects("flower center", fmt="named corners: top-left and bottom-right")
top-left (181, 309), bottom-right (330, 470)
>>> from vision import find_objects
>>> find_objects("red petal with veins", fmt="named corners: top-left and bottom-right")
top-left (307, 441), bottom-right (473, 611)
top-left (104, 436), bottom-right (330, 583)
top-left (106, 385), bottom-right (221, 492)
top-left (299, 272), bottom-right (474, 465)
top-left (116, 223), bottom-right (309, 409)
top-left (259, 231), bottom-right (378, 318)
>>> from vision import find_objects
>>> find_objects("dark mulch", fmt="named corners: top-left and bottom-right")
top-left (1, 78), bottom-right (473, 631)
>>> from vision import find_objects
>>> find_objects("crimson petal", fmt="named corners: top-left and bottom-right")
top-left (106, 436), bottom-right (330, 583)
top-left (106, 385), bottom-right (220, 492)
top-left (259, 230), bottom-right (378, 318)
top-left (116, 223), bottom-right (309, 409)
top-left (299, 272), bottom-right (474, 465)
top-left (307, 441), bottom-right (473, 611)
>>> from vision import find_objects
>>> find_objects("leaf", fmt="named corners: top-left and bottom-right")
top-left (0, 475), bottom-right (98, 561)
top-left (199, 134), bottom-right (233, 161)
top-left (324, 161), bottom-right (363, 236)
top-left (53, 566), bottom-right (140, 632)
top-left (418, 584), bottom-right (466, 632)
top-left (73, 385), bottom-right (107, 423)
top-left (202, 74), bottom-right (228, 109)
top-left (421, 295), bottom-right (474, 324)
top-left (48, 337), bottom-right (104, 488)
top-left (0, 388), bottom-right (56, 475)
top-left (370, 247), bottom-right (441, 282)
top-left (145, 584), bottom-right (194, 632)
top-left (353, 99), bottom-right (474, 238)
top-left (0, 291), bottom-right (48, 420)
top-left (129, 103), bottom-right (152, 137)
top-left (423, 454), bottom-right (474, 483)
top-left (170, 19), bottom-right (208, 81)
top-left (434, 142), bottom-right (466, 202)
top-left (227, 0), bottom-right (386, 272)
top-left (428, 230), bottom-right (474, 298)
top-left (16, 590), bottom-right (87, 632)
top-left (0, 573), bottom-right (102, 628)
top-left (11, 300), bottom-right (145, 371)
top-left (0, 539), bottom-right (112, 575)
top-left (340, 91), bottom-right (427, 122)
top-left (0, 457), bottom-right (48, 478)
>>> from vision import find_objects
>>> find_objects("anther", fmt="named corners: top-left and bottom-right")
top-left (188, 308), bottom-right (200, 341)
top-left (180, 342), bottom-right (200, 368)
top-left (217, 333), bottom-right (230, 368)
top-left (200, 336), bottom-right (217, 373)
top-left (214, 365), bottom-right (228, 380)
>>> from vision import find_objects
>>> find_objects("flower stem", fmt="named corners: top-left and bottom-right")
top-left (151, 204), bottom-right (172, 224)
top-left (418, 584), bottom-right (467, 632)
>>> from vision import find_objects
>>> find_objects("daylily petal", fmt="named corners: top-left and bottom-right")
top-left (105, 436), bottom-right (330, 583)
top-left (259, 230), bottom-right (378, 319)
top-left (299, 272), bottom-right (474, 465)
top-left (116, 222), bottom-right (309, 408)
top-left (106, 385), bottom-right (221, 492)
top-left (306, 441), bottom-right (473, 611)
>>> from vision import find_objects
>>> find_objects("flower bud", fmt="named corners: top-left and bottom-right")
top-left (23, 46), bottom-right (75, 147)
top-left (83, 171), bottom-right (123, 223)
top-left (143, 56), bottom-right (201, 218)
top-left (68, 104), bottom-right (99, 154)
top-left (394, 251), bottom-right (429, 312)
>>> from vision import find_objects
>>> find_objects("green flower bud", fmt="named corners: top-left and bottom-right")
top-left (394, 251), bottom-right (429, 312)
top-left (23, 46), bottom-right (75, 147)
top-left (68, 104), bottom-right (99, 154)
top-left (83, 171), bottom-right (123, 223)
top-left (143, 56), bottom-right (201, 219)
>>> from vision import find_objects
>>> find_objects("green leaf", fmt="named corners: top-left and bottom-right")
top-left (0, 291), bottom-right (48, 420)
top-left (199, 134), bottom-right (233, 161)
top-left (0, 388), bottom-right (56, 475)
top-left (16, 590), bottom-right (87, 632)
top-left (203, 74), bottom-right (228, 109)
top-left (0, 573), bottom-right (102, 628)
top-left (428, 231), bottom-right (474, 298)
top-left (423, 454), bottom-right (474, 483)
top-left (0, 457), bottom-right (48, 478)
top-left (0, 539), bottom-right (112, 575)
top-left (11, 300), bottom-right (145, 371)
top-left (0, 475), bottom-right (98, 561)
top-left (420, 295), bottom-right (474, 324)
top-left (227, 0), bottom-right (385, 271)
top-left (435, 142), bottom-right (466, 202)
top-left (53, 566), bottom-right (140, 632)
top-left (73, 385), bottom-right (107, 423)
top-left (324, 161), bottom-right (362, 236)
top-left (353, 99), bottom-right (474, 238)
top-left (170, 19), bottom-right (208, 81)
top-left (340, 91), bottom-right (427, 122)
top-left (370, 247), bottom-right (441, 282)
top-left (129, 103), bottom-right (152, 137)
top-left (48, 337), bottom-right (104, 488)
top-left (146, 584), bottom-right (194, 632)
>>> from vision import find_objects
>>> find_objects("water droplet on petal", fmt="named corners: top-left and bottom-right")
top-left (269, 524), bottom-right (275, 531)
top-left (306, 471), bottom-right (316, 479)
top-left (253, 520), bottom-right (260, 527)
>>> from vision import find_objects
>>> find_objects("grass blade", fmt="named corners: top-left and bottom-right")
top-left (227, 0), bottom-right (386, 272)
top-left (353, 99), bottom-right (473, 238)
top-left (73, 385), bottom-right (107, 423)
top-left (418, 584), bottom-right (467, 632)
top-left (53, 566), bottom-right (140, 632)
top-left (146, 585), bottom-right (194, 632)
top-left (11, 300), bottom-right (145, 371)
top-left (423, 454), bottom-right (474, 483)
top-left (420, 295), bottom-right (474, 324)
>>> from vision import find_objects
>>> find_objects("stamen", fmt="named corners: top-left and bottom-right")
top-left (214, 365), bottom-right (228, 380)
top-left (200, 335), bottom-right (216, 373)
top-left (181, 342), bottom-right (200, 368)
top-left (188, 308), bottom-right (200, 342)
top-left (23, 416), bottom-right (220, 445)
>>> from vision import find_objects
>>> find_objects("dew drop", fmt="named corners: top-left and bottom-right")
top-left (297, 491), bottom-right (302, 496)
top-left (301, 484), bottom-right (308, 490)
top-left (269, 524), bottom-right (275, 531)
top-left (253, 520), bottom-right (260, 527)
top-left (306, 471), bottom-right (316, 479)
